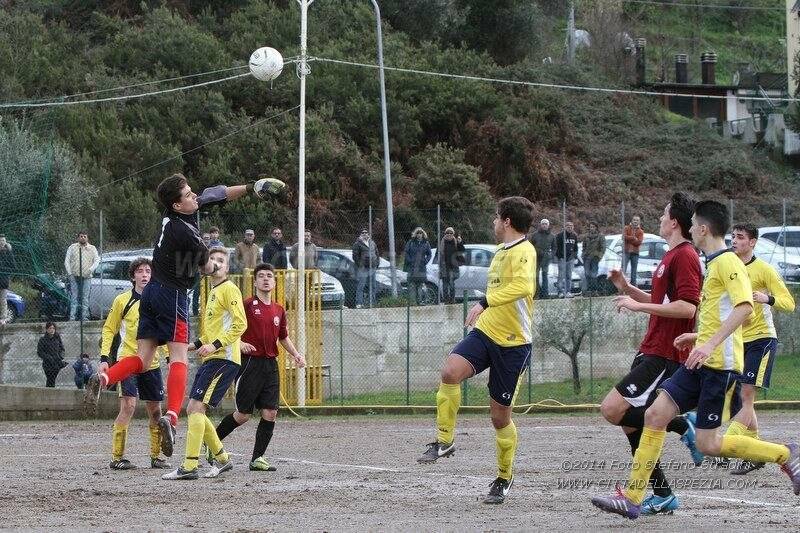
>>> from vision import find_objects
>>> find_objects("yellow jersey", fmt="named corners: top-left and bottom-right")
top-left (475, 238), bottom-right (537, 347)
top-left (697, 250), bottom-right (753, 372)
top-left (198, 279), bottom-right (246, 364)
top-left (100, 289), bottom-right (162, 370)
top-left (742, 256), bottom-right (795, 342)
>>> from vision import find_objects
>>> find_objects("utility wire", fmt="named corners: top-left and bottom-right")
top-left (621, 0), bottom-right (784, 11)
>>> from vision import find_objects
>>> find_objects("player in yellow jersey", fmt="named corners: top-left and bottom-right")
top-left (99, 257), bottom-right (171, 470)
top-left (162, 247), bottom-right (246, 480)
top-left (417, 196), bottom-right (536, 505)
top-left (727, 223), bottom-right (796, 475)
top-left (592, 200), bottom-right (800, 519)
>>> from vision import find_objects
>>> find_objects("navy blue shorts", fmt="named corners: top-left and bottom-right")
top-left (189, 359), bottom-right (240, 408)
top-left (659, 365), bottom-right (742, 430)
top-left (739, 338), bottom-right (778, 389)
top-left (452, 328), bottom-right (531, 406)
top-left (119, 367), bottom-right (164, 402)
top-left (137, 279), bottom-right (189, 344)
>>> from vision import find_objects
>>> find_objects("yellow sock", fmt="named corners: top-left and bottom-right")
top-left (495, 421), bottom-right (518, 480)
top-left (744, 427), bottom-right (759, 440)
top-left (436, 382), bottom-right (461, 445)
top-left (720, 435), bottom-right (789, 464)
top-left (624, 428), bottom-right (666, 505)
top-left (149, 424), bottom-right (161, 459)
top-left (726, 421), bottom-right (748, 437)
top-left (203, 415), bottom-right (229, 464)
top-left (182, 412), bottom-right (205, 471)
top-left (111, 423), bottom-right (128, 461)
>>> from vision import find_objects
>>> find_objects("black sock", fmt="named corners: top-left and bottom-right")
top-left (216, 414), bottom-right (241, 441)
top-left (626, 429), bottom-right (672, 497)
top-left (667, 416), bottom-right (689, 435)
top-left (625, 428), bottom-right (643, 454)
top-left (619, 406), bottom-right (646, 429)
top-left (252, 420), bottom-right (275, 462)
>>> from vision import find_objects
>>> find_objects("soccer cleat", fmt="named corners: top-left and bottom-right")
top-left (483, 476), bottom-right (513, 504)
top-left (249, 457), bottom-right (277, 472)
top-left (681, 412), bottom-right (705, 466)
top-left (253, 177), bottom-right (286, 199)
top-left (640, 493), bottom-right (679, 515)
top-left (417, 441), bottom-right (455, 463)
top-left (161, 467), bottom-right (198, 480)
top-left (109, 459), bottom-right (137, 470)
top-left (203, 458), bottom-right (233, 478)
top-left (84, 373), bottom-right (105, 407)
top-left (158, 416), bottom-right (175, 458)
top-left (730, 460), bottom-right (765, 475)
top-left (780, 443), bottom-right (800, 495)
top-left (150, 457), bottom-right (171, 469)
top-left (591, 486), bottom-right (641, 519)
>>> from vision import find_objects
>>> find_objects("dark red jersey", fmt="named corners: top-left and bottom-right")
top-left (241, 296), bottom-right (288, 358)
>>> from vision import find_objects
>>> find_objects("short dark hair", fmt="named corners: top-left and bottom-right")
top-left (209, 226), bottom-right (220, 233)
top-left (254, 263), bottom-right (275, 277)
top-left (157, 173), bottom-right (188, 212)
top-left (668, 192), bottom-right (695, 240)
top-left (694, 200), bottom-right (729, 238)
top-left (497, 196), bottom-right (534, 234)
top-left (128, 257), bottom-right (152, 279)
top-left (732, 223), bottom-right (758, 240)
top-left (45, 321), bottom-right (56, 330)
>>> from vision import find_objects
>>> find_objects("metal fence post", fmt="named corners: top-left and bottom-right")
top-left (461, 291), bottom-right (469, 405)
top-left (589, 294), bottom-right (594, 400)
top-left (406, 294), bottom-right (411, 406)
top-left (437, 204), bottom-right (442, 304)
top-left (339, 305), bottom-right (344, 406)
top-left (99, 210), bottom-right (104, 319)
top-left (368, 205), bottom-right (374, 308)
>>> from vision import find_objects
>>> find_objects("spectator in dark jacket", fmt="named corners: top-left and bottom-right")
top-left (438, 227), bottom-right (465, 304)
top-left (352, 229), bottom-right (380, 308)
top-left (529, 219), bottom-right (556, 298)
top-left (72, 353), bottom-right (94, 389)
top-left (403, 227), bottom-right (432, 305)
top-left (581, 222), bottom-right (606, 293)
top-left (262, 227), bottom-right (288, 269)
top-left (555, 221), bottom-right (579, 297)
top-left (37, 322), bottom-right (66, 387)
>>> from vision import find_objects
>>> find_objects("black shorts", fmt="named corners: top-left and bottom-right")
top-left (739, 338), bottom-right (778, 389)
top-left (614, 354), bottom-right (680, 409)
top-left (119, 367), bottom-right (164, 402)
top-left (452, 328), bottom-right (531, 406)
top-left (137, 279), bottom-right (189, 345)
top-left (235, 355), bottom-right (280, 412)
top-left (189, 359), bottom-right (240, 408)
top-left (659, 365), bottom-right (741, 430)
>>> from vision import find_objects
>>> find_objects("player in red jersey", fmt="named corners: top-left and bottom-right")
top-left (212, 263), bottom-right (305, 471)
top-left (598, 192), bottom-right (704, 515)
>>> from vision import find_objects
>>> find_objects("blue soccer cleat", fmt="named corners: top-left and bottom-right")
top-left (641, 493), bottom-right (679, 515)
top-left (681, 412), bottom-right (705, 466)
top-left (590, 487), bottom-right (641, 519)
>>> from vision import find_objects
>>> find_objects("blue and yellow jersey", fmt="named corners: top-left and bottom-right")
top-left (100, 289), bottom-right (162, 370)
top-left (475, 238), bottom-right (537, 347)
top-left (198, 279), bottom-right (246, 364)
top-left (742, 257), bottom-right (795, 342)
top-left (697, 250), bottom-right (753, 372)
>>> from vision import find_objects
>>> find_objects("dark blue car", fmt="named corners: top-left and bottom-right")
top-left (6, 290), bottom-right (25, 322)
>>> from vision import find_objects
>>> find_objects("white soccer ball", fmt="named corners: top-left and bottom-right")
top-left (249, 47), bottom-right (284, 82)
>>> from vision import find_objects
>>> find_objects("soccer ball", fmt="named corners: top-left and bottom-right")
top-left (249, 47), bottom-right (284, 82)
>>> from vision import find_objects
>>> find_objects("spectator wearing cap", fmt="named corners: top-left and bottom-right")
top-left (263, 227), bottom-right (288, 269)
top-left (529, 219), bottom-right (556, 298)
top-left (235, 229), bottom-right (260, 272)
top-left (290, 230), bottom-right (319, 269)
top-left (352, 228), bottom-right (379, 308)
top-left (438, 227), bottom-right (465, 304)
top-left (208, 226), bottom-right (224, 248)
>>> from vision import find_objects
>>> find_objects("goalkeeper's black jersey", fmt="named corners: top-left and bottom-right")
top-left (151, 185), bottom-right (227, 291)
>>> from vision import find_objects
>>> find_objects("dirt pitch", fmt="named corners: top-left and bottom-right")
top-left (1, 412), bottom-right (799, 531)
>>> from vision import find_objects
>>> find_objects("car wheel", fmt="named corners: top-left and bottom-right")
top-left (418, 282), bottom-right (440, 305)
top-left (7, 305), bottom-right (18, 323)
top-left (596, 276), bottom-right (615, 296)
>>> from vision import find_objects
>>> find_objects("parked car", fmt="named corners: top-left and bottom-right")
top-left (316, 248), bottom-right (407, 308)
top-left (425, 244), bottom-right (581, 302)
top-left (5, 290), bottom-right (25, 322)
top-left (758, 226), bottom-right (800, 257)
top-left (725, 235), bottom-right (800, 284)
top-left (283, 250), bottom-right (345, 309)
top-left (596, 233), bottom-right (667, 294)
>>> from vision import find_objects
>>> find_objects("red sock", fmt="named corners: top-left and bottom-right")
top-left (105, 356), bottom-right (143, 385)
top-left (166, 361), bottom-right (188, 426)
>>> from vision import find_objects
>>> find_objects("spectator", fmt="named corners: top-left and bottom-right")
top-left (623, 215), bottom-right (644, 286)
top-left (0, 235), bottom-right (13, 324)
top-left (72, 353), bottom-right (93, 389)
top-left (208, 226), bottom-right (224, 248)
top-left (554, 221), bottom-right (578, 297)
top-left (64, 231), bottom-right (100, 321)
top-left (403, 227), bottom-right (432, 305)
top-left (235, 229), bottom-right (260, 272)
top-left (263, 227), bottom-right (288, 269)
top-left (530, 219), bottom-right (556, 298)
top-left (202, 232), bottom-right (212, 248)
top-left (438, 227), bottom-right (465, 304)
top-left (37, 321), bottom-right (66, 387)
top-left (581, 222), bottom-right (606, 294)
top-left (352, 228), bottom-right (379, 308)
top-left (290, 230), bottom-right (319, 269)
